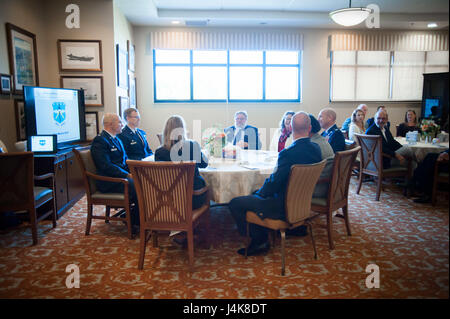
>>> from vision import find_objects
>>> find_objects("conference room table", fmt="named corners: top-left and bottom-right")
top-left (395, 137), bottom-right (449, 162)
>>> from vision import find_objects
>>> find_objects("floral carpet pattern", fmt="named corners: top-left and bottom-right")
top-left (0, 179), bottom-right (448, 299)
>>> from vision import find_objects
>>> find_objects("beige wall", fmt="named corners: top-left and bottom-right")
top-left (0, 0), bottom-right (115, 151)
top-left (134, 26), bottom-right (422, 151)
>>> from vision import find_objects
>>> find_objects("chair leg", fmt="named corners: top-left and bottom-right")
top-left (85, 204), bottom-right (93, 236)
top-left (51, 190), bottom-right (57, 228)
top-left (326, 211), bottom-right (335, 250)
top-left (125, 205), bottom-right (132, 240)
top-left (307, 222), bottom-right (318, 260)
top-left (342, 205), bottom-right (351, 236)
top-left (29, 208), bottom-right (38, 245)
top-left (105, 206), bottom-right (110, 223)
top-left (280, 230), bottom-right (286, 276)
top-left (376, 177), bottom-right (382, 201)
top-left (356, 172), bottom-right (363, 194)
top-left (187, 227), bottom-right (195, 271)
top-left (138, 230), bottom-right (147, 270)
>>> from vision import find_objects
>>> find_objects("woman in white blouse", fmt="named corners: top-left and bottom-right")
top-left (348, 108), bottom-right (366, 141)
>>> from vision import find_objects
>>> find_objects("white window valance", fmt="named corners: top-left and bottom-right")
top-left (330, 31), bottom-right (448, 51)
top-left (147, 30), bottom-right (304, 51)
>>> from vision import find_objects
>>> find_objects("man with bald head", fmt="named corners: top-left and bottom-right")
top-left (91, 113), bottom-right (140, 233)
top-left (228, 111), bottom-right (322, 256)
top-left (342, 104), bottom-right (368, 131)
top-left (318, 108), bottom-right (345, 153)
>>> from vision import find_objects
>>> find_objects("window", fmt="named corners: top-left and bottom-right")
top-left (330, 50), bottom-right (449, 101)
top-left (153, 49), bottom-right (301, 103)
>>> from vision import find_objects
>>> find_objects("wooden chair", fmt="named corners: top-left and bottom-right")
top-left (311, 147), bottom-right (360, 250)
top-left (73, 148), bottom-right (133, 239)
top-left (354, 134), bottom-right (411, 201)
top-left (432, 158), bottom-right (449, 206)
top-left (127, 160), bottom-right (210, 271)
top-left (245, 159), bottom-right (326, 276)
top-left (0, 152), bottom-right (57, 245)
top-left (345, 139), bottom-right (360, 177)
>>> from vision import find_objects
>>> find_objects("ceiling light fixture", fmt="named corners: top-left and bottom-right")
top-left (427, 23), bottom-right (438, 28)
top-left (330, 0), bottom-right (371, 27)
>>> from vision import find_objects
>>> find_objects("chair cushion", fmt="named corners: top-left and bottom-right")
top-left (91, 192), bottom-right (125, 200)
top-left (34, 187), bottom-right (52, 202)
top-left (311, 197), bottom-right (327, 207)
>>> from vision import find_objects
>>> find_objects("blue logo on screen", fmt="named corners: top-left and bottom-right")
top-left (53, 102), bottom-right (66, 126)
top-left (39, 139), bottom-right (46, 146)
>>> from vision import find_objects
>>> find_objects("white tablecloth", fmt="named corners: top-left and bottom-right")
top-left (395, 137), bottom-right (449, 162)
top-left (199, 150), bottom-right (278, 203)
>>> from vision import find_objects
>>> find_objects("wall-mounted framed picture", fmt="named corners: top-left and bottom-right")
top-left (58, 39), bottom-right (102, 72)
top-left (129, 75), bottom-right (136, 108)
top-left (6, 23), bottom-right (39, 94)
top-left (14, 99), bottom-right (26, 141)
top-left (127, 40), bottom-right (135, 72)
top-left (119, 96), bottom-right (129, 118)
top-left (0, 74), bottom-right (12, 95)
top-left (116, 44), bottom-right (128, 89)
top-left (61, 76), bottom-right (104, 106)
top-left (85, 111), bottom-right (99, 141)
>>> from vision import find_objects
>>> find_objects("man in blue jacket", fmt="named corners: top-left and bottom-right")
top-left (90, 113), bottom-right (139, 230)
top-left (318, 108), bottom-right (345, 153)
top-left (228, 112), bottom-right (322, 256)
top-left (118, 108), bottom-right (153, 160)
top-left (224, 111), bottom-right (261, 150)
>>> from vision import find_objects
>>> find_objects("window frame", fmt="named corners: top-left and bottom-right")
top-left (153, 49), bottom-right (302, 103)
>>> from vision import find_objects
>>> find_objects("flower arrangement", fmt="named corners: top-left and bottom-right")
top-left (202, 126), bottom-right (226, 157)
top-left (420, 119), bottom-right (440, 139)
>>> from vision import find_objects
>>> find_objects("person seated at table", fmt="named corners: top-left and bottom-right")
top-left (224, 111), bottom-right (261, 150)
top-left (341, 104), bottom-right (368, 131)
top-left (269, 111), bottom-right (295, 152)
top-left (410, 150), bottom-right (449, 203)
top-left (90, 113), bottom-right (140, 232)
top-left (117, 108), bottom-right (153, 160)
top-left (318, 108), bottom-right (345, 153)
top-left (310, 114), bottom-right (334, 160)
top-left (366, 105), bottom-right (391, 129)
top-left (349, 108), bottom-right (366, 141)
top-left (366, 109), bottom-right (417, 169)
top-left (228, 112), bottom-right (322, 256)
top-left (155, 115), bottom-right (208, 210)
top-left (396, 110), bottom-right (421, 137)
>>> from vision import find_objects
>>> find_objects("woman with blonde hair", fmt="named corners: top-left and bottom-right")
top-left (155, 115), bottom-right (208, 209)
top-left (348, 108), bottom-right (366, 141)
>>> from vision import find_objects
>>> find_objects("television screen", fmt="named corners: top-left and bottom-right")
top-left (24, 86), bottom-right (86, 147)
top-left (27, 135), bottom-right (57, 154)
top-left (423, 98), bottom-right (440, 118)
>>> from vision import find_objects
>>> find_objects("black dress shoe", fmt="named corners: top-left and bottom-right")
top-left (237, 241), bottom-right (270, 256)
top-left (413, 195), bottom-right (431, 204)
top-left (286, 225), bottom-right (308, 237)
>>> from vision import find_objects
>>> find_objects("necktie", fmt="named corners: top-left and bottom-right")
top-left (136, 130), bottom-right (145, 146)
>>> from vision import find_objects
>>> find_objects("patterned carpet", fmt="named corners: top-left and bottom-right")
top-left (0, 179), bottom-right (448, 299)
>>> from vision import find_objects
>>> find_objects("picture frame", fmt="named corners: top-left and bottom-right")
top-left (129, 74), bottom-right (136, 108)
top-left (85, 111), bottom-right (99, 141)
top-left (61, 76), bottom-right (104, 106)
top-left (14, 99), bottom-right (26, 141)
top-left (0, 74), bottom-right (12, 95)
top-left (6, 23), bottom-right (39, 94)
top-left (119, 96), bottom-right (129, 118)
top-left (116, 44), bottom-right (128, 89)
top-left (127, 40), bottom-right (135, 72)
top-left (58, 39), bottom-right (102, 72)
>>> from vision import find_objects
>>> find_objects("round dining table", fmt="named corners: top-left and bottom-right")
top-left (199, 150), bottom-right (278, 204)
top-left (395, 137), bottom-right (449, 162)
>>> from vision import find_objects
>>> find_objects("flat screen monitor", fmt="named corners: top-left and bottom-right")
top-left (24, 86), bottom-right (86, 148)
top-left (423, 98), bottom-right (441, 118)
top-left (27, 135), bottom-right (57, 154)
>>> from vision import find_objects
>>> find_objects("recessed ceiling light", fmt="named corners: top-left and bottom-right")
top-left (427, 23), bottom-right (438, 28)
top-left (171, 21), bottom-right (180, 24)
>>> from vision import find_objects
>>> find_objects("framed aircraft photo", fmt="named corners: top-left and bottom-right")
top-left (58, 39), bottom-right (102, 72)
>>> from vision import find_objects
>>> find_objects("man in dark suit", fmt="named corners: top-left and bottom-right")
top-left (224, 111), bottom-right (261, 150)
top-left (90, 113), bottom-right (139, 230)
top-left (365, 109), bottom-right (416, 169)
top-left (228, 112), bottom-right (322, 256)
top-left (318, 108), bottom-right (345, 153)
top-left (366, 105), bottom-right (391, 129)
top-left (118, 108), bottom-right (153, 160)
